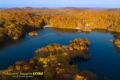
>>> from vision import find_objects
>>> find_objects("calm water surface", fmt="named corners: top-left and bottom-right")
top-left (0, 28), bottom-right (120, 80)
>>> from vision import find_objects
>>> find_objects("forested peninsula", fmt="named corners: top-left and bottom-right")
top-left (0, 38), bottom-right (97, 80)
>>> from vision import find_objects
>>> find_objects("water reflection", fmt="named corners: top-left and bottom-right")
top-left (52, 28), bottom-right (78, 33)
top-left (70, 51), bottom-right (91, 64)
top-left (115, 47), bottom-right (120, 55)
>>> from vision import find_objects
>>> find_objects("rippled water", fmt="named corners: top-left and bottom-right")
top-left (0, 28), bottom-right (120, 80)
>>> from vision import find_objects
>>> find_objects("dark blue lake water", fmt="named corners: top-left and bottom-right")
top-left (0, 28), bottom-right (120, 80)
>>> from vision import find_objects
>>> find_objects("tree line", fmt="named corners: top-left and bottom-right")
top-left (0, 8), bottom-right (120, 42)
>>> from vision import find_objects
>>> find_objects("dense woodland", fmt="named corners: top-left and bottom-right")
top-left (0, 8), bottom-right (120, 42)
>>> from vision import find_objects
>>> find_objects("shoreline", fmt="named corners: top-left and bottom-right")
top-left (0, 38), bottom-right (97, 80)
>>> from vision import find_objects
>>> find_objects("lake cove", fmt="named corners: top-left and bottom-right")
top-left (0, 28), bottom-right (120, 80)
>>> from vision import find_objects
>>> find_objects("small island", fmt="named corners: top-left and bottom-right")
top-left (28, 31), bottom-right (38, 37)
top-left (0, 38), bottom-right (97, 80)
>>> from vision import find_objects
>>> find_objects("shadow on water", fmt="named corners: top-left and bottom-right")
top-left (112, 33), bottom-right (120, 55)
top-left (0, 35), bottom-right (28, 50)
top-left (114, 47), bottom-right (120, 55)
top-left (69, 51), bottom-right (91, 65)
top-left (0, 29), bottom-right (44, 50)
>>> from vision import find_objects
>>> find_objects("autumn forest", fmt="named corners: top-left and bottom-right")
top-left (0, 8), bottom-right (120, 42)
top-left (0, 8), bottom-right (120, 80)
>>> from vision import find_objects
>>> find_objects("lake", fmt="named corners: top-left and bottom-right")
top-left (0, 28), bottom-right (120, 80)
